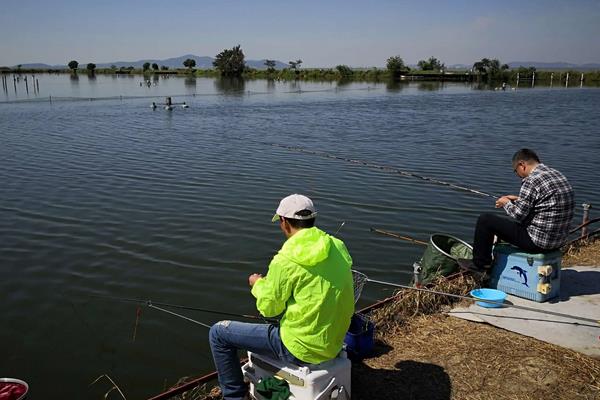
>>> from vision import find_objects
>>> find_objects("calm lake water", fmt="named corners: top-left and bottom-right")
top-left (1, 74), bottom-right (599, 399)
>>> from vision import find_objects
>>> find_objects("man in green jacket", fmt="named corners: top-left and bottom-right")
top-left (209, 194), bottom-right (354, 400)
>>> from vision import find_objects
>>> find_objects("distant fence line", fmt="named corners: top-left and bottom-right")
top-left (0, 86), bottom-right (381, 105)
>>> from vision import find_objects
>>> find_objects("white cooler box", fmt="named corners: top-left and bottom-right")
top-left (241, 351), bottom-right (351, 400)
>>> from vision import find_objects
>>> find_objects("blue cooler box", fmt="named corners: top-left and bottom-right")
top-left (489, 244), bottom-right (562, 302)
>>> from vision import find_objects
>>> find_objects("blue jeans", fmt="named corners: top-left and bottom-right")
top-left (209, 321), bottom-right (301, 400)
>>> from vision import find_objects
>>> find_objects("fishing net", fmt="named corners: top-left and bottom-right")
top-left (418, 234), bottom-right (473, 284)
top-left (352, 269), bottom-right (368, 304)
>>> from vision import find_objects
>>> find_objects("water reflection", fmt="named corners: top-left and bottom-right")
top-left (214, 76), bottom-right (245, 94)
top-left (184, 76), bottom-right (197, 88)
top-left (336, 77), bottom-right (353, 88)
top-left (69, 73), bottom-right (79, 84)
top-left (385, 79), bottom-right (407, 92)
top-left (417, 82), bottom-right (443, 91)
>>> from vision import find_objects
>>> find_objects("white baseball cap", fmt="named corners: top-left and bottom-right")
top-left (272, 194), bottom-right (318, 222)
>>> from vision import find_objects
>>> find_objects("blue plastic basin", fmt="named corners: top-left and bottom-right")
top-left (470, 288), bottom-right (507, 308)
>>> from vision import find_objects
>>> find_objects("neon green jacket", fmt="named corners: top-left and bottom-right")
top-left (251, 227), bottom-right (354, 364)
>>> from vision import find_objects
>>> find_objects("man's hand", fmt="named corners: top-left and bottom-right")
top-left (248, 273), bottom-right (263, 287)
top-left (495, 195), bottom-right (518, 208)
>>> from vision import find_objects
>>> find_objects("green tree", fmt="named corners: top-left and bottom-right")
top-left (288, 59), bottom-right (302, 70)
top-left (335, 65), bottom-right (353, 77)
top-left (160, 65), bottom-right (169, 71)
top-left (417, 56), bottom-right (445, 71)
top-left (68, 60), bottom-right (79, 71)
top-left (386, 56), bottom-right (407, 77)
top-left (473, 58), bottom-right (505, 80)
top-left (110, 64), bottom-right (117, 70)
top-left (183, 58), bottom-right (196, 71)
top-left (152, 63), bottom-right (159, 71)
top-left (213, 45), bottom-right (246, 77)
top-left (86, 63), bottom-right (96, 73)
top-left (143, 62), bottom-right (151, 72)
top-left (288, 59), bottom-right (302, 77)
top-left (264, 59), bottom-right (277, 74)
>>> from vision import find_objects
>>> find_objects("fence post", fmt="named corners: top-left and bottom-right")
top-left (582, 203), bottom-right (592, 239)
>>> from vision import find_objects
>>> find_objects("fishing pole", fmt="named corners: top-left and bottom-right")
top-left (263, 142), bottom-right (497, 198)
top-left (146, 301), bottom-right (212, 329)
top-left (370, 227), bottom-right (428, 246)
top-left (334, 221), bottom-right (346, 235)
top-left (88, 294), bottom-right (277, 323)
top-left (353, 270), bottom-right (600, 327)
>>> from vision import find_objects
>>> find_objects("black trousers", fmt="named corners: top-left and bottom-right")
top-left (472, 213), bottom-right (546, 268)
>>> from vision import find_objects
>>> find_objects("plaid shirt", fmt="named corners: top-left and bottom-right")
top-left (504, 163), bottom-right (574, 249)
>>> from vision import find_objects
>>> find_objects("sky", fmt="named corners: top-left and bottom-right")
top-left (1, 0), bottom-right (599, 67)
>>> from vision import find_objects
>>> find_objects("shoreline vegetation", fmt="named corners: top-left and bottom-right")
top-left (3, 66), bottom-right (600, 86)
top-left (3, 48), bottom-right (600, 86)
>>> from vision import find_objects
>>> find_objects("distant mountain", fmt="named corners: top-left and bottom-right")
top-left (15, 54), bottom-right (288, 70)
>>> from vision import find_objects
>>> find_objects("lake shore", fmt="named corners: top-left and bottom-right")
top-left (3, 67), bottom-right (600, 86)
top-left (351, 239), bottom-right (600, 400)
top-left (179, 239), bottom-right (600, 400)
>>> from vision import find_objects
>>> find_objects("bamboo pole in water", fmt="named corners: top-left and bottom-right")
top-left (370, 227), bottom-right (428, 246)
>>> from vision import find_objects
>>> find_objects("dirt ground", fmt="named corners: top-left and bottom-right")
top-left (352, 314), bottom-right (599, 400)
top-left (351, 240), bottom-right (600, 400)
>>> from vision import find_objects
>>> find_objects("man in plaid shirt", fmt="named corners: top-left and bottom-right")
top-left (459, 149), bottom-right (575, 272)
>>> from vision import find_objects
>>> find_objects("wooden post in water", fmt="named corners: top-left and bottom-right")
top-left (531, 72), bottom-right (535, 88)
top-left (580, 73), bottom-right (584, 88)
top-left (565, 72), bottom-right (569, 88)
top-left (550, 72), bottom-right (554, 87)
top-left (516, 72), bottom-right (520, 88)
top-left (36, 79), bottom-right (39, 93)
top-left (24, 76), bottom-right (29, 93)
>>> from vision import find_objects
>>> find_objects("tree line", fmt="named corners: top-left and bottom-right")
top-left (62, 48), bottom-right (598, 84)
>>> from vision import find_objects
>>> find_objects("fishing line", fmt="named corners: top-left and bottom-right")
top-left (261, 142), bottom-right (497, 198)
top-left (353, 270), bottom-right (600, 327)
top-left (147, 301), bottom-right (212, 329)
top-left (88, 294), bottom-right (277, 323)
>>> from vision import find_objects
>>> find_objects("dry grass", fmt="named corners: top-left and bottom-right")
top-left (170, 377), bottom-right (222, 400)
top-left (369, 273), bottom-right (485, 332)
top-left (563, 238), bottom-right (600, 267)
